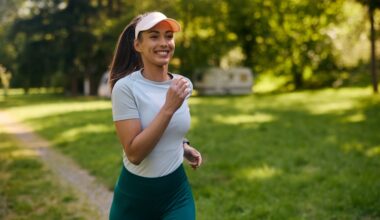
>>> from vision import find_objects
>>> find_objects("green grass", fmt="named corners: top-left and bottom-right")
top-left (1, 87), bottom-right (380, 219)
top-left (0, 129), bottom-right (97, 220)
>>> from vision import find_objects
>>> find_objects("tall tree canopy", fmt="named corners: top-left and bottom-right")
top-left (0, 0), bottom-right (375, 94)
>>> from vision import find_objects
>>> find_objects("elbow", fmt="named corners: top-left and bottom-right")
top-left (123, 144), bottom-right (143, 165)
top-left (125, 152), bottom-right (143, 165)
top-left (129, 157), bottom-right (142, 166)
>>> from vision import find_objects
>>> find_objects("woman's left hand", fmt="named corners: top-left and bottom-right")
top-left (183, 143), bottom-right (202, 170)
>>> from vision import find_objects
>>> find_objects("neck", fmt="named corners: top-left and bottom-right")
top-left (142, 65), bottom-right (170, 82)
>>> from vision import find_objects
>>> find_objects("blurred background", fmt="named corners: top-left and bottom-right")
top-left (1, 1), bottom-right (380, 220)
top-left (0, 0), bottom-right (379, 95)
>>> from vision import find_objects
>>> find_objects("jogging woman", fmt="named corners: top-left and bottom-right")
top-left (108, 11), bottom-right (202, 220)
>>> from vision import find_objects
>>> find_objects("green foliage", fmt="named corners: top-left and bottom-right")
top-left (227, 0), bottom-right (346, 89)
top-left (356, 0), bottom-right (380, 9)
top-left (6, 0), bottom-right (100, 94)
top-left (0, 0), bottom-right (377, 93)
top-left (2, 87), bottom-right (380, 219)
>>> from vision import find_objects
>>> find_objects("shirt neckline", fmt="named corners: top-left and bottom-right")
top-left (137, 70), bottom-right (174, 85)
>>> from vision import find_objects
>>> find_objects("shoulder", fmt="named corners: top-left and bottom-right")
top-left (112, 71), bottom-right (140, 93)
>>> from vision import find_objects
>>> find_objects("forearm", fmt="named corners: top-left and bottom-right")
top-left (126, 107), bottom-right (174, 165)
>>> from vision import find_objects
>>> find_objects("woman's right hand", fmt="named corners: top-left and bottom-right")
top-left (163, 77), bottom-right (189, 114)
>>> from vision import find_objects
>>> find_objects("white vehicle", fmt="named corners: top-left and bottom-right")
top-left (194, 67), bottom-right (253, 95)
top-left (97, 71), bottom-right (111, 98)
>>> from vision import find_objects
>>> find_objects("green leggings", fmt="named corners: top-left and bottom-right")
top-left (109, 165), bottom-right (195, 220)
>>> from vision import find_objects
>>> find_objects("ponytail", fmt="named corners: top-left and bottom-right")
top-left (109, 15), bottom-right (143, 91)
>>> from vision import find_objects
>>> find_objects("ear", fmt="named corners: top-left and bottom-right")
top-left (134, 39), bottom-right (142, 53)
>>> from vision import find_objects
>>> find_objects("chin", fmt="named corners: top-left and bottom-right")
top-left (155, 59), bottom-right (171, 66)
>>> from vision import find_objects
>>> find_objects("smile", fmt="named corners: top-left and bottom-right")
top-left (155, 50), bottom-right (170, 56)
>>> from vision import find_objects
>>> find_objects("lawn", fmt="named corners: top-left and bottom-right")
top-left (1, 87), bottom-right (380, 219)
top-left (0, 129), bottom-right (99, 219)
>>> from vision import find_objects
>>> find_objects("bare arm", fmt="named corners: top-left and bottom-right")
top-left (114, 78), bottom-right (190, 165)
top-left (183, 142), bottom-right (202, 170)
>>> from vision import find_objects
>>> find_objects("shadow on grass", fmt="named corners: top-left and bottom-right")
top-left (186, 95), bottom-right (380, 219)
top-left (3, 90), bottom-right (379, 219)
top-left (22, 108), bottom-right (122, 189)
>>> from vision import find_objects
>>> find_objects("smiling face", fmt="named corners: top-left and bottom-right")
top-left (134, 21), bottom-right (175, 68)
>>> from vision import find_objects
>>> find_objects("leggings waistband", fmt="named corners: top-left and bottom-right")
top-left (116, 164), bottom-right (188, 198)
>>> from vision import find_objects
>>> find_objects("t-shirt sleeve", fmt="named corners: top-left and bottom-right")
top-left (185, 77), bottom-right (193, 100)
top-left (111, 81), bottom-right (140, 121)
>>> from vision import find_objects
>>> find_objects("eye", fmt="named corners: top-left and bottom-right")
top-left (166, 34), bottom-right (174, 39)
top-left (150, 35), bottom-right (158, 39)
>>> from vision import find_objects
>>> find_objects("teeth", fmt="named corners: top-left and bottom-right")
top-left (156, 51), bottom-right (168, 55)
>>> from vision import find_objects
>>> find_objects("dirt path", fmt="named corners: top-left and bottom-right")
top-left (0, 111), bottom-right (113, 219)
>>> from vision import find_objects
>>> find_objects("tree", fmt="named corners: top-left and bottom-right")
top-left (9, 0), bottom-right (99, 95)
top-left (357, 0), bottom-right (380, 93)
top-left (58, 0), bottom-right (98, 95)
top-left (1, 0), bottom-right (363, 93)
top-left (226, 0), bottom-right (343, 90)
top-left (0, 0), bottom-right (23, 81)
top-left (174, 0), bottom-right (236, 77)
top-left (0, 64), bottom-right (12, 96)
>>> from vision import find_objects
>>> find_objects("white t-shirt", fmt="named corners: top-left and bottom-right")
top-left (111, 70), bottom-right (192, 177)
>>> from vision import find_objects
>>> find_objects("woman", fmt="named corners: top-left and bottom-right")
top-left (108, 11), bottom-right (202, 220)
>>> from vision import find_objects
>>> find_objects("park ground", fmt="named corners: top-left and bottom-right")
top-left (1, 86), bottom-right (380, 220)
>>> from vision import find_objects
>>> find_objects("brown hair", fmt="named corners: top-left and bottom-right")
top-left (108, 15), bottom-right (144, 90)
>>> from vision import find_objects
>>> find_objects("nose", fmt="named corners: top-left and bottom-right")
top-left (159, 36), bottom-right (168, 48)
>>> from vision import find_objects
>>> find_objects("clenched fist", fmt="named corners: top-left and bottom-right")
top-left (163, 77), bottom-right (190, 114)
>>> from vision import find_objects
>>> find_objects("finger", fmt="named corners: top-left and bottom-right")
top-left (179, 80), bottom-right (188, 90)
top-left (190, 154), bottom-right (201, 167)
top-left (189, 157), bottom-right (200, 167)
top-left (197, 154), bottom-right (202, 166)
top-left (176, 78), bottom-right (188, 88)
top-left (181, 78), bottom-right (188, 85)
top-left (186, 155), bottom-right (197, 163)
top-left (170, 79), bottom-right (180, 91)
top-left (190, 161), bottom-right (198, 169)
top-left (172, 78), bottom-right (179, 85)
top-left (175, 77), bottom-right (184, 86)
top-left (174, 79), bottom-right (188, 96)
top-left (180, 88), bottom-right (190, 98)
top-left (188, 161), bottom-right (197, 169)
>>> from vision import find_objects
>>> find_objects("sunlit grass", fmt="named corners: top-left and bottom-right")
top-left (9, 148), bottom-right (38, 157)
top-left (366, 146), bottom-right (380, 157)
top-left (212, 113), bottom-right (275, 125)
top-left (0, 130), bottom-right (97, 219)
top-left (57, 124), bottom-right (112, 141)
top-left (343, 112), bottom-right (366, 122)
top-left (238, 165), bottom-right (282, 180)
top-left (1, 86), bottom-right (380, 219)
top-left (7, 101), bottom-right (111, 121)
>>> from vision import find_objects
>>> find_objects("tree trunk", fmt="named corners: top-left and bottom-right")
top-left (71, 75), bottom-right (78, 96)
top-left (23, 79), bottom-right (30, 95)
top-left (369, 6), bottom-right (378, 93)
top-left (292, 64), bottom-right (303, 90)
top-left (108, 0), bottom-right (113, 16)
top-left (242, 37), bottom-right (254, 68)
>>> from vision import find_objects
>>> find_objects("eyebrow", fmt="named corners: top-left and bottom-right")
top-left (147, 30), bottom-right (174, 34)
